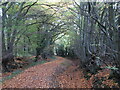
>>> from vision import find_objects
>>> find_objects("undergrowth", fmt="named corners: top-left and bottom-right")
top-left (2, 60), bottom-right (47, 83)
top-left (2, 69), bottom-right (23, 83)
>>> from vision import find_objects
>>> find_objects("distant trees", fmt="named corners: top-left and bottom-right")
top-left (34, 3), bottom-right (70, 61)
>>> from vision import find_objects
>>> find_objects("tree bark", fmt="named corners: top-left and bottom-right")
top-left (118, 15), bottom-right (120, 69)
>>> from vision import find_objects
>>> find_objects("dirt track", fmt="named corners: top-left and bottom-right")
top-left (3, 57), bottom-right (72, 88)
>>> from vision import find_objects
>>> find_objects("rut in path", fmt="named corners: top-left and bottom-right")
top-left (3, 57), bottom-right (72, 88)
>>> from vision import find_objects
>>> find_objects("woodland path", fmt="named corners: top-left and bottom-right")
top-left (2, 56), bottom-right (117, 88)
top-left (2, 57), bottom-right (73, 88)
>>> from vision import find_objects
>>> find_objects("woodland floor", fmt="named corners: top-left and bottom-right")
top-left (2, 56), bottom-right (120, 88)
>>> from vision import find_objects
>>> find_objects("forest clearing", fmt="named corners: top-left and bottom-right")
top-left (0, 0), bottom-right (120, 89)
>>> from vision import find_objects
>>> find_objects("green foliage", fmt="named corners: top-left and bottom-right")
top-left (26, 60), bottom-right (47, 68)
top-left (105, 66), bottom-right (119, 70)
top-left (2, 69), bottom-right (23, 83)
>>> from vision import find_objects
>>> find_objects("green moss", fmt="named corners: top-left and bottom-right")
top-left (2, 69), bottom-right (23, 83)
top-left (25, 60), bottom-right (47, 68)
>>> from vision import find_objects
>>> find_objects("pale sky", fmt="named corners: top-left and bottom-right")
top-left (45, 0), bottom-right (62, 2)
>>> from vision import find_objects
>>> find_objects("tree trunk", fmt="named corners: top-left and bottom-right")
top-left (1, 6), bottom-right (14, 72)
top-left (118, 15), bottom-right (120, 69)
top-left (0, 9), bottom-right (2, 73)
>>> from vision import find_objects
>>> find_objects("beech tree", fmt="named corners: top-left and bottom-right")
top-left (1, 2), bottom-right (37, 72)
top-left (67, 1), bottom-right (120, 75)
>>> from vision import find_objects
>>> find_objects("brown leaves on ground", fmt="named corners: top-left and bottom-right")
top-left (56, 65), bottom-right (119, 88)
top-left (55, 65), bottom-right (92, 88)
top-left (2, 56), bottom-right (120, 88)
top-left (2, 57), bottom-right (72, 88)
top-left (90, 69), bottom-right (119, 88)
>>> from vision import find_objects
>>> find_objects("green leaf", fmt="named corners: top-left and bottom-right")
top-left (105, 66), bottom-right (118, 70)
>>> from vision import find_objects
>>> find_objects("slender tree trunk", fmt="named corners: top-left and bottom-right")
top-left (118, 15), bottom-right (120, 69)
top-left (2, 7), bottom-right (8, 72)
top-left (2, 6), bottom-right (14, 72)
top-left (0, 8), bottom-right (2, 73)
